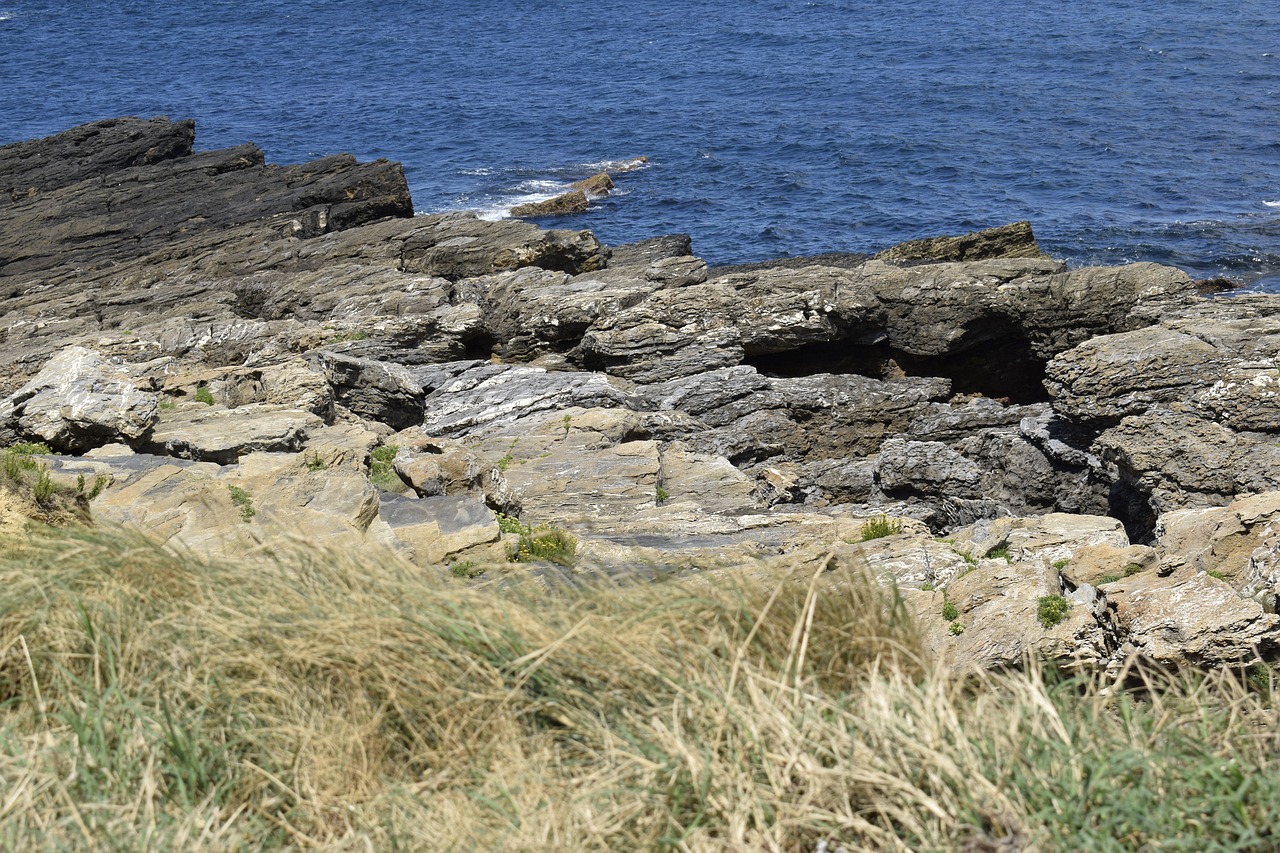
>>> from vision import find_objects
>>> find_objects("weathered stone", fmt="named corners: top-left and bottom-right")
top-left (377, 493), bottom-right (502, 566)
top-left (873, 221), bottom-right (1044, 263)
top-left (877, 438), bottom-right (984, 498)
top-left (1102, 571), bottom-right (1280, 667)
top-left (910, 560), bottom-right (1109, 671)
top-left (510, 190), bottom-right (589, 217)
top-left (570, 172), bottom-right (614, 195)
top-left (142, 404), bottom-right (324, 464)
top-left (314, 351), bottom-right (424, 430)
top-left (0, 346), bottom-right (158, 451)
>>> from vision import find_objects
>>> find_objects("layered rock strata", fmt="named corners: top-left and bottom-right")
top-left (3, 117), bottom-right (1278, 673)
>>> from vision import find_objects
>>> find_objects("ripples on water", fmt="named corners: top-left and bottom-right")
top-left (1, 0), bottom-right (1278, 286)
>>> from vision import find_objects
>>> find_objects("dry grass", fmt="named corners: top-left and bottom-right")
top-left (0, 524), bottom-right (1277, 851)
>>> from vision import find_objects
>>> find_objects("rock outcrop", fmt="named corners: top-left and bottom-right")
top-left (3, 118), bottom-right (1279, 676)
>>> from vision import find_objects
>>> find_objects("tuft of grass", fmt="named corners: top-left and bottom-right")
top-left (1207, 569), bottom-right (1228, 581)
top-left (5, 441), bottom-right (55, 456)
top-left (941, 600), bottom-right (959, 622)
top-left (1099, 574), bottom-right (1121, 585)
top-left (987, 545), bottom-right (1013, 562)
top-left (656, 485), bottom-right (670, 504)
top-left (193, 386), bottom-right (215, 406)
top-left (948, 620), bottom-right (966, 636)
top-left (1051, 558), bottom-right (1070, 570)
top-left (449, 561), bottom-right (485, 579)
top-left (158, 396), bottom-right (176, 410)
top-left (860, 514), bottom-right (902, 541)
top-left (304, 453), bottom-right (328, 472)
top-left (369, 444), bottom-right (401, 490)
top-left (226, 485), bottom-right (255, 522)
top-left (1125, 563), bottom-right (1144, 577)
top-left (1037, 594), bottom-right (1070, 628)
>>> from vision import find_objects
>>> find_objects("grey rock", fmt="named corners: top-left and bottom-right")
top-left (0, 346), bottom-right (158, 451)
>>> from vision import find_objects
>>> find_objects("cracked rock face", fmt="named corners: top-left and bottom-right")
top-left (6, 117), bottom-right (1280, 675)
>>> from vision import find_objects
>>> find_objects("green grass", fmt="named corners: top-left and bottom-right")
top-left (656, 485), bottom-right (670, 504)
top-left (193, 386), bottom-right (215, 406)
top-left (987, 544), bottom-right (1013, 562)
top-left (860, 513), bottom-right (902, 541)
top-left (368, 444), bottom-right (401, 491)
top-left (304, 453), bottom-right (328, 472)
top-left (941, 600), bottom-right (959, 621)
top-left (0, 525), bottom-right (1278, 850)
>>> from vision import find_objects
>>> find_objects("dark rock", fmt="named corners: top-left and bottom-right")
top-left (873, 220), bottom-right (1044, 263)
top-left (314, 351), bottom-right (425, 431)
top-left (607, 234), bottom-right (694, 268)
top-left (0, 116), bottom-right (195, 204)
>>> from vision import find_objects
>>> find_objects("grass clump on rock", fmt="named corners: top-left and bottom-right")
top-left (859, 513), bottom-right (902, 541)
top-left (497, 513), bottom-right (577, 567)
top-left (1, 525), bottom-right (1279, 850)
top-left (1037, 594), bottom-right (1070, 628)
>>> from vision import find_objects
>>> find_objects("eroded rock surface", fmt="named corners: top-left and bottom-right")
top-left (5, 118), bottom-right (1279, 676)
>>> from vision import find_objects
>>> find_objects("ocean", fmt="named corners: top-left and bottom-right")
top-left (2, 0), bottom-right (1278, 288)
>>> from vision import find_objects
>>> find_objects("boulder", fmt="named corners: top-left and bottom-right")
top-left (510, 190), bottom-right (589, 218)
top-left (1102, 571), bottom-right (1280, 667)
top-left (314, 351), bottom-right (425, 430)
top-left (570, 172), bottom-right (614, 195)
top-left (0, 346), bottom-right (158, 451)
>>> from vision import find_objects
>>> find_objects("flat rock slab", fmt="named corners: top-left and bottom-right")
top-left (378, 492), bottom-right (500, 565)
top-left (143, 404), bottom-right (324, 463)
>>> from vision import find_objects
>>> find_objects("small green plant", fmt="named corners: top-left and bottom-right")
top-left (449, 561), bottom-right (485, 579)
top-left (1247, 663), bottom-right (1273, 699)
top-left (656, 485), bottom-right (670, 504)
top-left (497, 514), bottom-right (577, 567)
top-left (1037, 594), bottom-right (1070, 628)
top-left (987, 545), bottom-right (1012, 562)
top-left (6, 441), bottom-right (55, 456)
top-left (158, 397), bottom-right (176, 410)
top-left (227, 485), bottom-right (255, 522)
top-left (1052, 558), bottom-right (1071, 570)
top-left (75, 472), bottom-right (108, 501)
top-left (496, 439), bottom-right (517, 472)
top-left (1124, 563), bottom-right (1144, 577)
top-left (496, 513), bottom-right (524, 534)
top-left (369, 445), bottom-right (401, 490)
top-left (305, 453), bottom-right (328, 472)
top-left (1099, 574), bottom-right (1121, 585)
top-left (328, 329), bottom-right (372, 343)
top-left (562, 414), bottom-right (572, 436)
top-left (1207, 569), bottom-right (1228, 581)
top-left (860, 514), bottom-right (902, 541)
top-left (941, 600), bottom-right (959, 621)
top-left (920, 582), bottom-right (935, 592)
top-left (193, 386), bottom-right (215, 406)
top-left (948, 621), bottom-right (966, 636)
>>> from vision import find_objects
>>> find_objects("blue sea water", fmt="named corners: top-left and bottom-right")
top-left (1, 0), bottom-right (1278, 288)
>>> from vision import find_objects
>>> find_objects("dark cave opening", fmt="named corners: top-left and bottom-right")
top-left (745, 334), bottom-right (1051, 405)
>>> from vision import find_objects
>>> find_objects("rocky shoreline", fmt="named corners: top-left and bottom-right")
top-left (2, 116), bottom-right (1278, 675)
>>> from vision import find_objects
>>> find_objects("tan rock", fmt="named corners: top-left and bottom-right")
top-left (510, 190), bottom-right (589, 218)
top-left (1062, 543), bottom-right (1157, 586)
top-left (1103, 571), bottom-right (1280, 666)
top-left (570, 172), bottom-right (613, 195)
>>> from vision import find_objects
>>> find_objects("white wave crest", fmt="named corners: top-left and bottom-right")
top-left (1264, 200), bottom-right (1280, 208)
